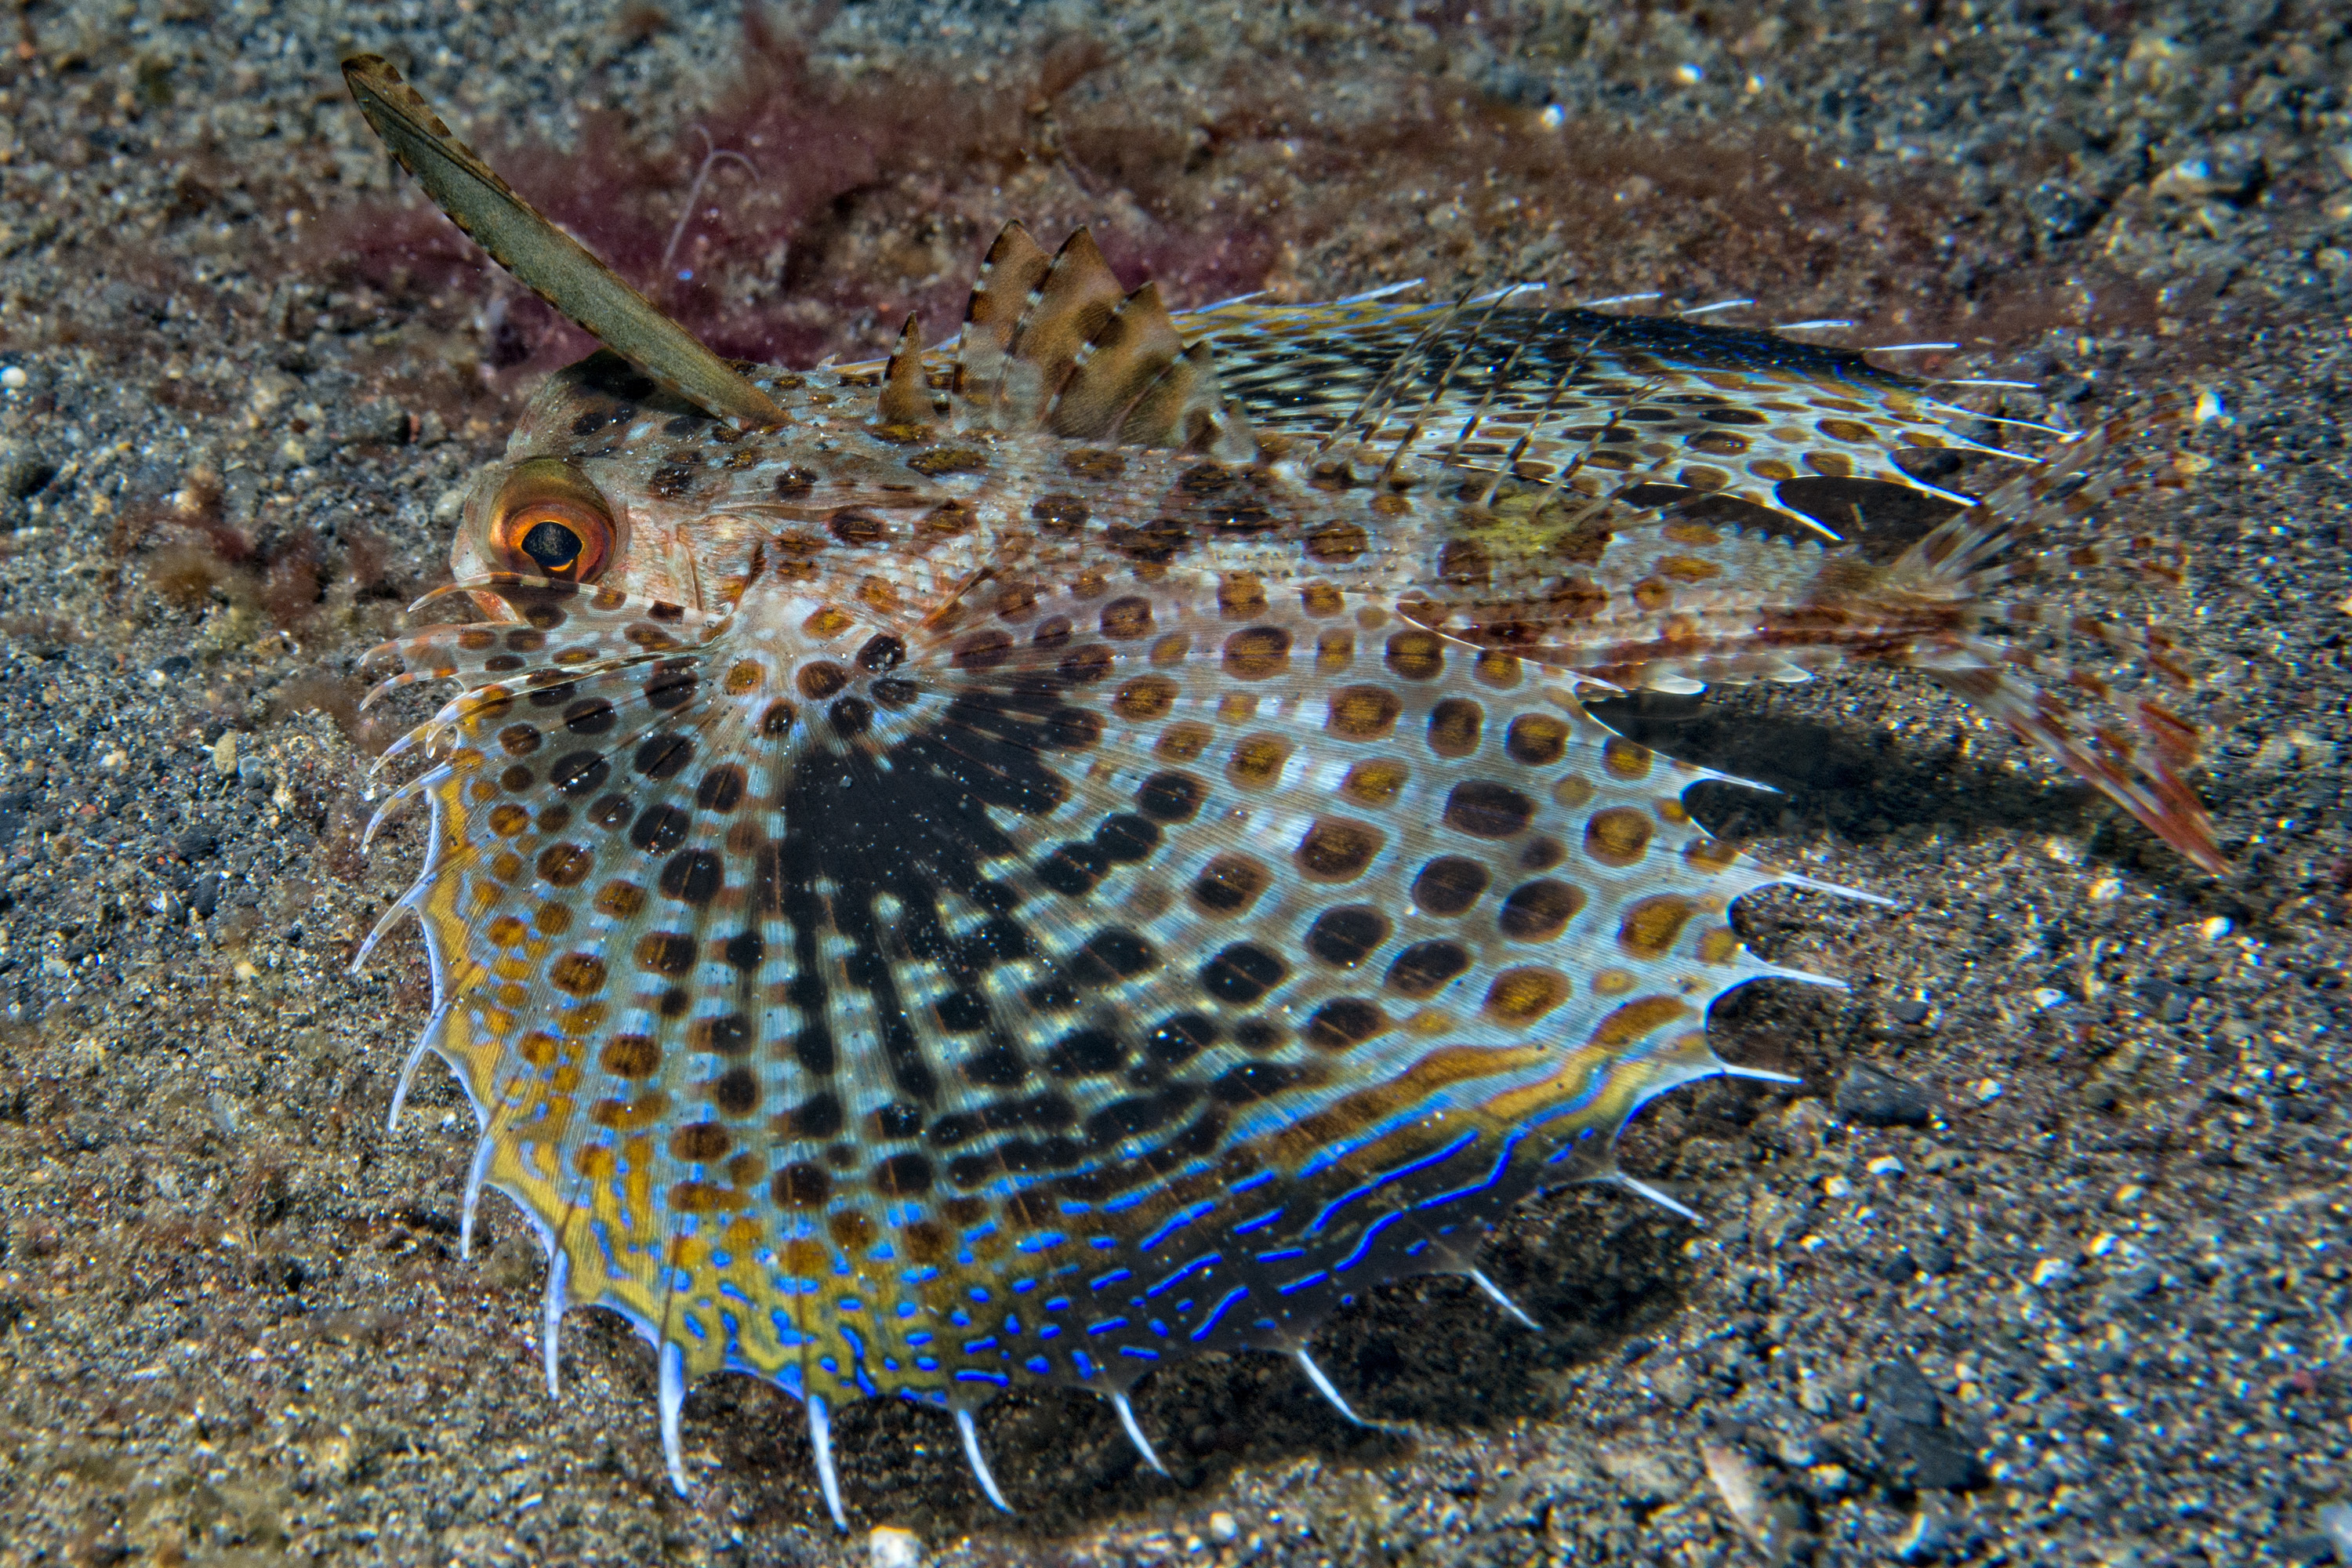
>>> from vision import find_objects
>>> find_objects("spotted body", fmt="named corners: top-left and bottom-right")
top-left (343, 56), bottom-right (2221, 1526)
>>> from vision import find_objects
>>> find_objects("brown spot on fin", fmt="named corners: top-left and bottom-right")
top-left (1047, 279), bottom-right (1185, 441)
top-left (879, 313), bottom-right (931, 427)
top-left (954, 221), bottom-right (1053, 417)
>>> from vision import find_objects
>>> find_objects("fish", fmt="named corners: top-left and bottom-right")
top-left (339, 54), bottom-right (2224, 1530)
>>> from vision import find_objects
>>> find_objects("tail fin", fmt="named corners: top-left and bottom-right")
top-left (1889, 399), bottom-right (2228, 874)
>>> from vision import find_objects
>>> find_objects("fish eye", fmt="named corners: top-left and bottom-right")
top-left (488, 459), bottom-right (615, 582)
top-left (518, 517), bottom-right (584, 572)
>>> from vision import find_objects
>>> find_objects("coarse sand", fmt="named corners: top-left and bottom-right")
top-left (0, 2), bottom-right (2347, 1564)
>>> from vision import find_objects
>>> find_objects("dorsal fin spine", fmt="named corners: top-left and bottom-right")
top-left (880, 312), bottom-right (931, 426)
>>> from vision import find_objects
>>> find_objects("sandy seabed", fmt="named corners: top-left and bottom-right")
top-left (0, 2), bottom-right (2348, 1563)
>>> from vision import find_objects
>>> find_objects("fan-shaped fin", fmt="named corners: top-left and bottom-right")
top-left (1047, 280), bottom-right (1187, 439)
top-left (879, 313), bottom-right (933, 427)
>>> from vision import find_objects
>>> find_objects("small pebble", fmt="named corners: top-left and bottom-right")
top-left (0, 365), bottom-right (25, 390)
top-left (1834, 1064), bottom-right (1933, 1126)
top-left (867, 1524), bottom-right (924, 1568)
top-left (1208, 1512), bottom-right (1238, 1544)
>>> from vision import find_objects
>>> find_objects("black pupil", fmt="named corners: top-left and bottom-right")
top-left (519, 519), bottom-right (583, 572)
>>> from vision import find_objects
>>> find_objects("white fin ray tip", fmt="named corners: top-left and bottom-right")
top-left (1617, 1173), bottom-right (1705, 1224)
top-left (808, 1395), bottom-right (848, 1532)
top-left (658, 1340), bottom-right (690, 1497)
top-left (541, 1247), bottom-right (569, 1398)
top-left (955, 1407), bottom-right (1013, 1513)
top-left (1296, 1348), bottom-right (1368, 1426)
top-left (1111, 1391), bottom-right (1170, 1475)
top-left (1468, 1267), bottom-right (1541, 1330)
top-left (459, 1134), bottom-right (494, 1260)
top-left (385, 1041), bottom-right (433, 1132)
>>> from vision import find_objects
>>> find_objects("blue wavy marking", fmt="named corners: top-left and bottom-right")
top-left (1120, 1346), bottom-right (1160, 1361)
top-left (1306, 1130), bottom-right (1480, 1235)
top-left (1140, 1199), bottom-right (1219, 1253)
top-left (1277, 1269), bottom-right (1330, 1296)
top-left (1191, 1285), bottom-right (1250, 1341)
top-left (1145, 1251), bottom-right (1221, 1300)
top-left (1332, 1208), bottom-right (1410, 1274)
top-left (956, 1370), bottom-right (1009, 1386)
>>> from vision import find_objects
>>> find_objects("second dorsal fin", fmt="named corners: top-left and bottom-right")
top-left (1131, 339), bottom-right (1257, 459)
top-left (954, 222), bottom-right (1054, 417)
top-left (992, 228), bottom-right (1127, 428)
top-left (1046, 280), bottom-right (1186, 440)
top-left (947, 220), bottom-right (1255, 458)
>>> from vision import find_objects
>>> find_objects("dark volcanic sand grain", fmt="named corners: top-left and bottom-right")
top-left (0, 3), bottom-right (2347, 1564)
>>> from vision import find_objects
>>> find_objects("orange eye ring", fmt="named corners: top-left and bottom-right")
top-left (488, 459), bottom-right (616, 582)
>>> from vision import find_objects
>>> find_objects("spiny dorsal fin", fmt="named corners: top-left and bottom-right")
top-left (954, 222), bottom-right (1054, 423)
top-left (1120, 338), bottom-right (1259, 459)
top-left (879, 313), bottom-right (931, 426)
top-left (339, 56), bottom-right (786, 431)
top-left (997, 227), bottom-right (1127, 426)
top-left (1046, 280), bottom-right (1185, 440)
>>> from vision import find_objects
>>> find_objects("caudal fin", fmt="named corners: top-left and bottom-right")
top-left (1889, 398), bottom-right (2228, 875)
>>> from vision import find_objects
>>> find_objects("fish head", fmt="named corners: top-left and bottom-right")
top-left (448, 350), bottom-right (927, 622)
